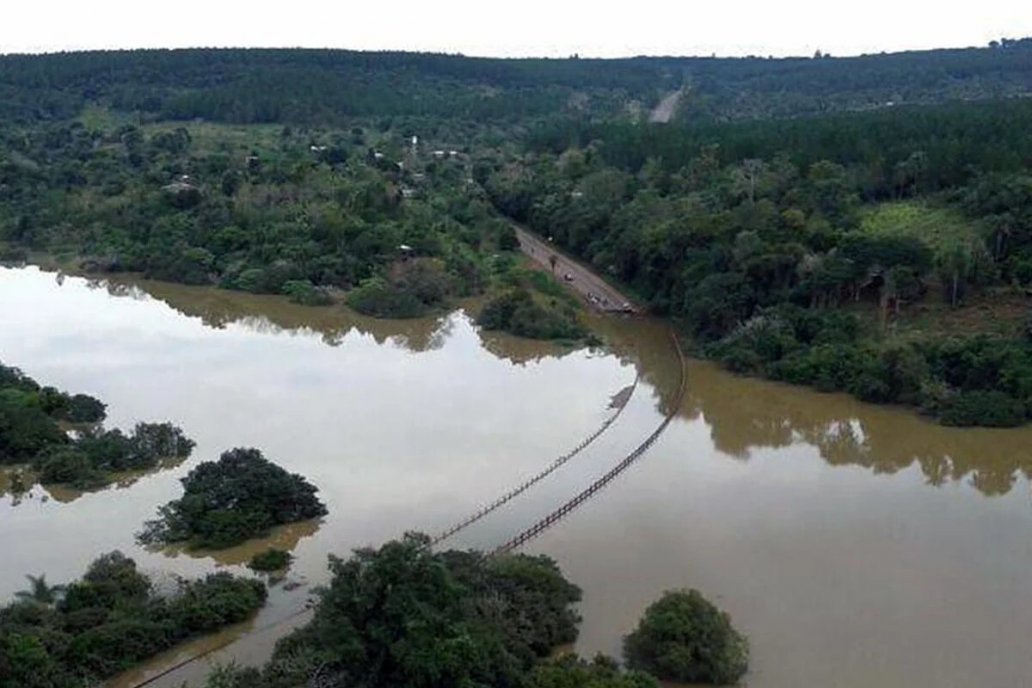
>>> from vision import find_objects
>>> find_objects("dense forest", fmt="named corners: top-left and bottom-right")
top-left (486, 98), bottom-right (1032, 426)
top-left (1, 42), bottom-right (1031, 125)
top-left (0, 552), bottom-right (266, 688)
top-left (2, 42), bottom-right (1032, 414)
top-left (0, 111), bottom-right (588, 336)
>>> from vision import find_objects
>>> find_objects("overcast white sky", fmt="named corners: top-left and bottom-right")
top-left (2, 0), bottom-right (1030, 58)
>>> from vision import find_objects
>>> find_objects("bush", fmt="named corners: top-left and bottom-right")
top-left (281, 280), bottom-right (333, 306)
top-left (36, 447), bottom-right (107, 488)
top-left (348, 259), bottom-right (458, 318)
top-left (56, 394), bottom-right (106, 423)
top-left (478, 289), bottom-right (586, 340)
top-left (139, 448), bottom-right (327, 549)
top-left (529, 655), bottom-right (659, 688)
top-left (623, 589), bottom-right (749, 685)
top-left (347, 277), bottom-right (426, 318)
top-left (939, 390), bottom-right (1027, 427)
top-left (248, 549), bottom-right (292, 572)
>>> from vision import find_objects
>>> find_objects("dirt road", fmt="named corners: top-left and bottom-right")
top-left (513, 225), bottom-right (638, 314)
top-left (648, 89), bottom-right (683, 123)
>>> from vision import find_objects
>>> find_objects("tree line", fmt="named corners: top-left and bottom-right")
top-left (1, 42), bottom-right (1030, 125)
top-left (486, 98), bottom-right (1032, 426)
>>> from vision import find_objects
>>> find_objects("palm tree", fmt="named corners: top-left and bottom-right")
top-left (14, 574), bottom-right (65, 605)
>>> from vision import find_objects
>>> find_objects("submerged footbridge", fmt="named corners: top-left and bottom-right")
top-left (434, 330), bottom-right (686, 555)
top-left (125, 260), bottom-right (686, 688)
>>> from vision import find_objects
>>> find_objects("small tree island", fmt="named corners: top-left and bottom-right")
top-left (624, 589), bottom-right (749, 685)
top-left (0, 361), bottom-right (194, 489)
top-left (139, 448), bottom-right (327, 549)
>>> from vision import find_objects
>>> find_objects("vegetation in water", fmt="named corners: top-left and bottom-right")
top-left (623, 589), bottom-right (749, 685)
top-left (280, 279), bottom-right (333, 306)
top-left (528, 654), bottom-right (660, 688)
top-left (477, 288), bottom-right (587, 341)
top-left (248, 549), bottom-right (292, 572)
top-left (0, 361), bottom-right (194, 487)
top-left (199, 533), bottom-right (618, 688)
top-left (0, 551), bottom-right (266, 688)
top-left (139, 448), bottom-right (327, 549)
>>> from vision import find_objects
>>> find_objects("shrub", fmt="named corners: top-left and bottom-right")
top-left (139, 448), bottom-right (327, 549)
top-left (939, 390), bottom-right (1027, 427)
top-left (281, 280), bottom-right (333, 306)
top-left (36, 447), bottom-right (107, 489)
top-left (478, 289), bottom-right (586, 341)
top-left (623, 589), bottom-right (749, 685)
top-left (0, 362), bottom-right (193, 484)
top-left (248, 549), bottom-right (292, 572)
top-left (56, 394), bottom-right (106, 423)
top-left (347, 277), bottom-right (426, 318)
top-left (529, 655), bottom-right (659, 688)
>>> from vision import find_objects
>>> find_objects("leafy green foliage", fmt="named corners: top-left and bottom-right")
top-left (0, 552), bottom-right (265, 688)
top-left (0, 362), bottom-right (194, 485)
top-left (248, 549), bottom-right (292, 572)
top-left (623, 589), bottom-right (749, 685)
top-left (478, 289), bottom-right (586, 341)
top-left (213, 534), bottom-right (585, 688)
top-left (347, 258), bottom-right (459, 318)
top-left (0, 120), bottom-right (502, 317)
top-left (487, 96), bottom-right (1032, 426)
top-left (281, 280), bottom-right (332, 306)
top-left (140, 448), bottom-right (327, 549)
top-left (529, 654), bottom-right (660, 688)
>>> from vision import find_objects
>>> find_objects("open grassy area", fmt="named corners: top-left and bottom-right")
top-left (141, 120), bottom-right (284, 154)
top-left (77, 104), bottom-right (129, 131)
top-left (859, 200), bottom-right (981, 251)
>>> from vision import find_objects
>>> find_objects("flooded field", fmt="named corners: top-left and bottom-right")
top-left (2, 264), bottom-right (1031, 688)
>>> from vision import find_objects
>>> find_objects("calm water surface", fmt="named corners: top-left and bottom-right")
top-left (1, 265), bottom-right (1031, 688)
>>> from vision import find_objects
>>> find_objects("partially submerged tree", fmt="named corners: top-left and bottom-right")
top-left (624, 589), bottom-right (749, 685)
top-left (139, 448), bottom-right (327, 549)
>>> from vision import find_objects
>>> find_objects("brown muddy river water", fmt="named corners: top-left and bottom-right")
top-left (2, 264), bottom-right (1032, 688)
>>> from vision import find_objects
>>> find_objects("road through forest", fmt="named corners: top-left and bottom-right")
top-left (513, 225), bottom-right (639, 313)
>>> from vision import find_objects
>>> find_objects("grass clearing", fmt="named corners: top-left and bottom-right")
top-left (860, 200), bottom-right (981, 252)
top-left (77, 104), bottom-right (129, 132)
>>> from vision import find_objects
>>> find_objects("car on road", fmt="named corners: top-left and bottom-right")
top-left (563, 273), bottom-right (574, 282)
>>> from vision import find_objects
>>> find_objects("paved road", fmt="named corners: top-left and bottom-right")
top-left (513, 225), bottom-right (638, 314)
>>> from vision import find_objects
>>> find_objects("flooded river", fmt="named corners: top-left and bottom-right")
top-left (2, 264), bottom-right (1031, 688)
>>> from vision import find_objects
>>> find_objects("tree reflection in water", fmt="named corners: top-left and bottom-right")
top-left (681, 358), bottom-right (1032, 497)
top-left (62, 268), bottom-right (1032, 499)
